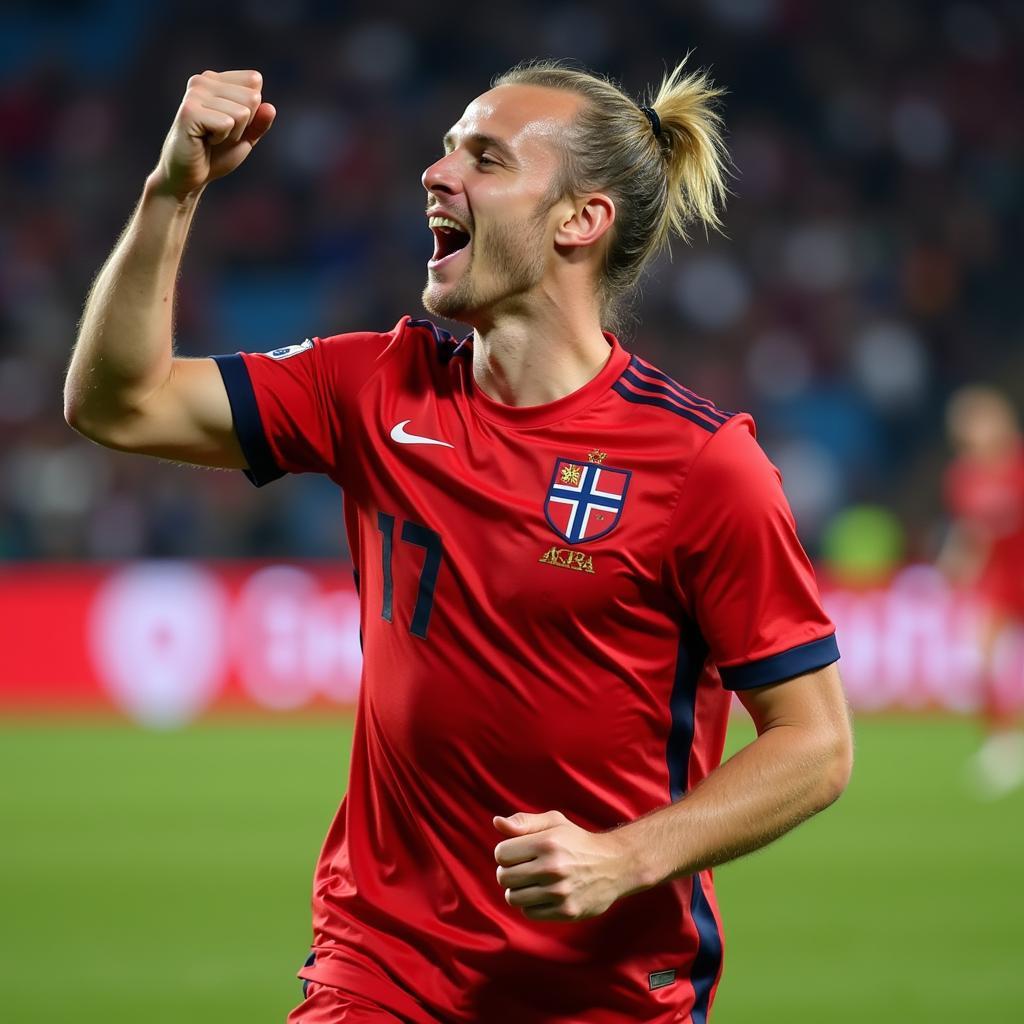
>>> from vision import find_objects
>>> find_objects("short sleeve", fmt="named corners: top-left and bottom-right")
top-left (212, 322), bottom-right (402, 486)
top-left (668, 416), bottom-right (839, 690)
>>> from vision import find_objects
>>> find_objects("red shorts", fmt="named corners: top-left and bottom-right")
top-left (292, 946), bottom-right (440, 1023)
top-left (287, 981), bottom-right (405, 1023)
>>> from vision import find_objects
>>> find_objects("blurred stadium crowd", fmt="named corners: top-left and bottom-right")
top-left (1, 0), bottom-right (1021, 562)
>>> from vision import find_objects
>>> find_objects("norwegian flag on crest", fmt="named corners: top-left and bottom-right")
top-left (544, 458), bottom-right (631, 544)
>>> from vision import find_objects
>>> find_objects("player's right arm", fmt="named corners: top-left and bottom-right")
top-left (64, 70), bottom-right (276, 468)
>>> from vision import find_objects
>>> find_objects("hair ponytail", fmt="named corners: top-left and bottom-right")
top-left (494, 57), bottom-right (731, 332)
top-left (646, 58), bottom-right (729, 246)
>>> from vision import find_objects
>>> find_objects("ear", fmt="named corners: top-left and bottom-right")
top-left (553, 193), bottom-right (616, 249)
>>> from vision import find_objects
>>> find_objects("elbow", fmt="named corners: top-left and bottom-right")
top-left (63, 391), bottom-right (85, 434)
top-left (63, 390), bottom-right (123, 448)
top-left (63, 390), bottom-right (103, 442)
top-left (819, 715), bottom-right (854, 809)
top-left (63, 388), bottom-right (89, 435)
top-left (63, 372), bottom-right (141, 448)
top-left (63, 370), bottom-right (92, 436)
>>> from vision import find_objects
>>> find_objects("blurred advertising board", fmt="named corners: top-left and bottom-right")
top-left (1, 562), bottom-right (362, 726)
top-left (1, 561), bottom-right (1020, 726)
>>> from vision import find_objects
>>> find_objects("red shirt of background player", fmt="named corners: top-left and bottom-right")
top-left (945, 443), bottom-right (1024, 618)
top-left (215, 316), bottom-right (838, 1024)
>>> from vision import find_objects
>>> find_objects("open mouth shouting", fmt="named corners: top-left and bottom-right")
top-left (427, 211), bottom-right (472, 271)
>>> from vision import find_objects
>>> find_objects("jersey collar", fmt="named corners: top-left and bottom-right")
top-left (466, 333), bottom-right (629, 429)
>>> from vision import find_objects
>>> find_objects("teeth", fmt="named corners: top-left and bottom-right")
top-left (428, 216), bottom-right (470, 235)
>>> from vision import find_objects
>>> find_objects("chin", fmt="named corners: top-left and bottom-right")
top-left (421, 281), bottom-right (477, 325)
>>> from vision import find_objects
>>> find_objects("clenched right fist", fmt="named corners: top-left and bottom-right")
top-left (151, 69), bottom-right (276, 201)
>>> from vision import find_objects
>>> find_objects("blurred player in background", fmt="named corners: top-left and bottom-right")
top-left (941, 385), bottom-right (1024, 798)
top-left (65, 61), bottom-right (852, 1023)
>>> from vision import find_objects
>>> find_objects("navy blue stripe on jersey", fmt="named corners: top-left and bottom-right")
top-left (689, 874), bottom-right (724, 1024)
top-left (620, 368), bottom-right (730, 425)
top-left (407, 317), bottom-right (462, 363)
top-left (627, 358), bottom-right (730, 422)
top-left (301, 950), bottom-right (316, 999)
top-left (612, 380), bottom-right (722, 433)
top-left (668, 622), bottom-right (722, 1021)
top-left (719, 632), bottom-right (840, 690)
top-left (631, 356), bottom-right (733, 417)
top-left (667, 619), bottom-right (709, 801)
top-left (352, 570), bottom-right (364, 652)
top-left (212, 354), bottom-right (285, 488)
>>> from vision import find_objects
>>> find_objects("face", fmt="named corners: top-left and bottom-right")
top-left (949, 393), bottom-right (1019, 460)
top-left (420, 84), bottom-right (581, 325)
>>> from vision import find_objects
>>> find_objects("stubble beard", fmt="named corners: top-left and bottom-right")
top-left (422, 209), bottom-right (550, 324)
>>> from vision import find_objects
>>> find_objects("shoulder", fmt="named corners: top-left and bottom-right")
top-left (298, 316), bottom-right (467, 390)
top-left (612, 352), bottom-right (738, 436)
top-left (318, 316), bottom-right (469, 372)
top-left (610, 350), bottom-right (752, 469)
top-left (609, 352), bottom-right (790, 511)
top-left (315, 316), bottom-right (411, 363)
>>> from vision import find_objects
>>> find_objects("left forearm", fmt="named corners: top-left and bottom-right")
top-left (493, 667), bottom-right (852, 923)
top-left (617, 719), bottom-right (851, 892)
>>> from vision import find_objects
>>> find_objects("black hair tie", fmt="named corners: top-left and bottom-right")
top-left (640, 104), bottom-right (662, 138)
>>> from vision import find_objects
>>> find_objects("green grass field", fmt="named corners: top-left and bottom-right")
top-left (1, 716), bottom-right (1022, 1022)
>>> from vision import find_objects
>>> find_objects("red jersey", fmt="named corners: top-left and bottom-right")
top-left (944, 445), bottom-right (1024, 615)
top-left (214, 317), bottom-right (838, 1024)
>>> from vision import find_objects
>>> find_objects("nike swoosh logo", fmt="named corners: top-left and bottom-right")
top-left (389, 420), bottom-right (454, 448)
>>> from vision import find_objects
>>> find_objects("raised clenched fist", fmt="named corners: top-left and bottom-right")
top-left (151, 69), bottom-right (276, 201)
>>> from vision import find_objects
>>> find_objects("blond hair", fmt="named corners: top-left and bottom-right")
top-left (493, 57), bottom-right (730, 332)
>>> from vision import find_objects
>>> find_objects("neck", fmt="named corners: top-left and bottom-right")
top-left (469, 295), bottom-right (612, 408)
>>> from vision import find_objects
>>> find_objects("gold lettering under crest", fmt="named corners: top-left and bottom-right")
top-left (539, 546), bottom-right (595, 574)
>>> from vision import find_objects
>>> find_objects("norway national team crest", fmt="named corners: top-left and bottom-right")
top-left (544, 458), bottom-right (631, 544)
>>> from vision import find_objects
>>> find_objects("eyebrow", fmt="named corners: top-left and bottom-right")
top-left (442, 131), bottom-right (517, 164)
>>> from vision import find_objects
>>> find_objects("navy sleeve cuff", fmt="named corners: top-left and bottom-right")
top-left (719, 633), bottom-right (840, 690)
top-left (212, 354), bottom-right (286, 488)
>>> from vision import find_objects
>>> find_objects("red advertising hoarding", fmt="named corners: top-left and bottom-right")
top-left (1, 562), bottom-right (361, 724)
top-left (2, 562), bottom-right (1021, 724)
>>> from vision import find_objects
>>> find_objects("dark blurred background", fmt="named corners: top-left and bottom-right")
top-left (1, 0), bottom-right (1021, 563)
top-left (4, 7), bottom-right (1024, 1022)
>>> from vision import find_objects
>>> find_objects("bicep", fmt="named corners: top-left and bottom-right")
top-left (100, 357), bottom-right (246, 469)
top-left (737, 664), bottom-right (854, 803)
top-left (737, 662), bottom-right (850, 739)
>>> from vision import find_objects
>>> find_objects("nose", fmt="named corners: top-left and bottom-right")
top-left (422, 151), bottom-right (460, 197)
